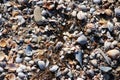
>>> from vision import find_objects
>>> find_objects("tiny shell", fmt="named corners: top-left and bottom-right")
top-left (105, 9), bottom-right (112, 16)
top-left (93, 0), bottom-right (101, 4)
top-left (77, 35), bottom-right (87, 45)
top-left (38, 60), bottom-right (46, 70)
top-left (6, 63), bottom-right (18, 72)
top-left (77, 11), bottom-right (86, 20)
top-left (12, 11), bottom-right (19, 17)
top-left (12, 25), bottom-right (18, 31)
top-left (5, 73), bottom-right (16, 80)
top-left (104, 41), bottom-right (111, 50)
top-left (106, 49), bottom-right (120, 59)
top-left (0, 51), bottom-right (6, 61)
top-left (0, 39), bottom-right (7, 47)
top-left (25, 45), bottom-right (33, 56)
top-left (74, 51), bottom-right (83, 67)
top-left (49, 65), bottom-right (59, 72)
top-left (71, 10), bottom-right (77, 17)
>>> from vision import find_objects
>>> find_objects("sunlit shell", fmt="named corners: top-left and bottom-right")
top-left (0, 39), bottom-right (7, 47)
top-left (0, 51), bottom-right (6, 61)
top-left (98, 19), bottom-right (107, 25)
top-left (106, 49), bottom-right (120, 59)
top-left (5, 73), bottom-right (16, 80)
top-left (12, 11), bottom-right (19, 17)
top-left (12, 25), bottom-right (18, 31)
top-left (5, 63), bottom-right (18, 72)
top-left (105, 9), bottom-right (112, 16)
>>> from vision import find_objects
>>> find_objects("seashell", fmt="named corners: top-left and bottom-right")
top-left (76, 35), bottom-right (87, 45)
top-left (74, 51), bottom-right (83, 68)
top-left (117, 43), bottom-right (120, 48)
top-left (111, 40), bottom-right (118, 48)
top-left (90, 59), bottom-right (98, 67)
top-left (5, 63), bottom-right (18, 72)
top-left (15, 56), bottom-right (23, 63)
top-left (0, 51), bottom-right (6, 61)
top-left (114, 8), bottom-right (120, 17)
top-left (5, 73), bottom-right (16, 80)
top-left (77, 11), bottom-right (86, 20)
top-left (15, 15), bottom-right (25, 26)
top-left (38, 60), bottom-right (46, 70)
top-left (0, 67), bottom-right (4, 72)
top-left (107, 21), bottom-right (114, 32)
top-left (12, 24), bottom-right (18, 31)
top-left (79, 5), bottom-right (87, 11)
top-left (0, 39), bottom-right (7, 47)
top-left (71, 10), bottom-right (77, 17)
top-left (77, 78), bottom-right (84, 80)
top-left (12, 11), bottom-right (19, 17)
top-left (100, 66), bottom-right (112, 72)
top-left (25, 45), bottom-right (33, 56)
top-left (18, 72), bottom-right (26, 78)
top-left (104, 41), bottom-right (111, 50)
top-left (33, 6), bottom-right (42, 22)
top-left (90, 8), bottom-right (95, 13)
top-left (106, 49), bottom-right (120, 59)
top-left (67, 70), bottom-right (73, 78)
top-left (93, 0), bottom-right (101, 4)
top-left (104, 9), bottom-right (112, 16)
top-left (49, 65), bottom-right (59, 72)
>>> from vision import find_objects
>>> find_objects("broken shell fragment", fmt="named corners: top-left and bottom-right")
top-left (5, 63), bottom-right (18, 72)
top-left (106, 49), bottom-right (120, 59)
top-left (76, 35), bottom-right (87, 45)
top-left (0, 51), bottom-right (6, 61)
top-left (100, 66), bottom-right (112, 72)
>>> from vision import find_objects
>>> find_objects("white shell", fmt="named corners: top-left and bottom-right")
top-left (77, 11), bottom-right (86, 20)
top-left (71, 10), bottom-right (77, 17)
top-left (104, 41), bottom-right (111, 50)
top-left (49, 65), bottom-right (59, 72)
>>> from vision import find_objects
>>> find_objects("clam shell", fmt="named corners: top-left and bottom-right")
top-left (0, 51), bottom-right (6, 61)
top-left (5, 73), bottom-right (16, 80)
top-left (106, 49), bottom-right (120, 59)
top-left (105, 9), bottom-right (112, 16)
top-left (0, 39), bottom-right (7, 47)
top-left (5, 63), bottom-right (18, 72)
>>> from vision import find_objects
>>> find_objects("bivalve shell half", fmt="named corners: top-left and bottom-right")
top-left (106, 49), bottom-right (120, 59)
top-left (5, 73), bottom-right (16, 80)
top-left (0, 39), bottom-right (7, 47)
top-left (0, 51), bottom-right (6, 61)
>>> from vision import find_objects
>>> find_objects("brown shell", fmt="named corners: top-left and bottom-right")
top-left (0, 39), bottom-right (7, 47)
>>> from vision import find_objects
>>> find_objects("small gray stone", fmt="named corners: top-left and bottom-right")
top-left (93, 0), bottom-right (101, 4)
top-left (18, 72), bottom-right (26, 78)
top-left (115, 8), bottom-right (120, 17)
top-left (0, 67), bottom-right (4, 72)
top-left (77, 11), bottom-right (86, 20)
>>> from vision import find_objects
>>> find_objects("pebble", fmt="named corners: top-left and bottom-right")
top-left (33, 6), bottom-right (43, 23)
top-left (106, 49), bottom-right (120, 59)
top-left (0, 67), bottom-right (4, 72)
top-left (15, 15), bottom-right (25, 26)
top-left (18, 72), bottom-right (26, 78)
top-left (71, 10), bottom-right (77, 17)
top-left (15, 56), bottom-right (23, 63)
